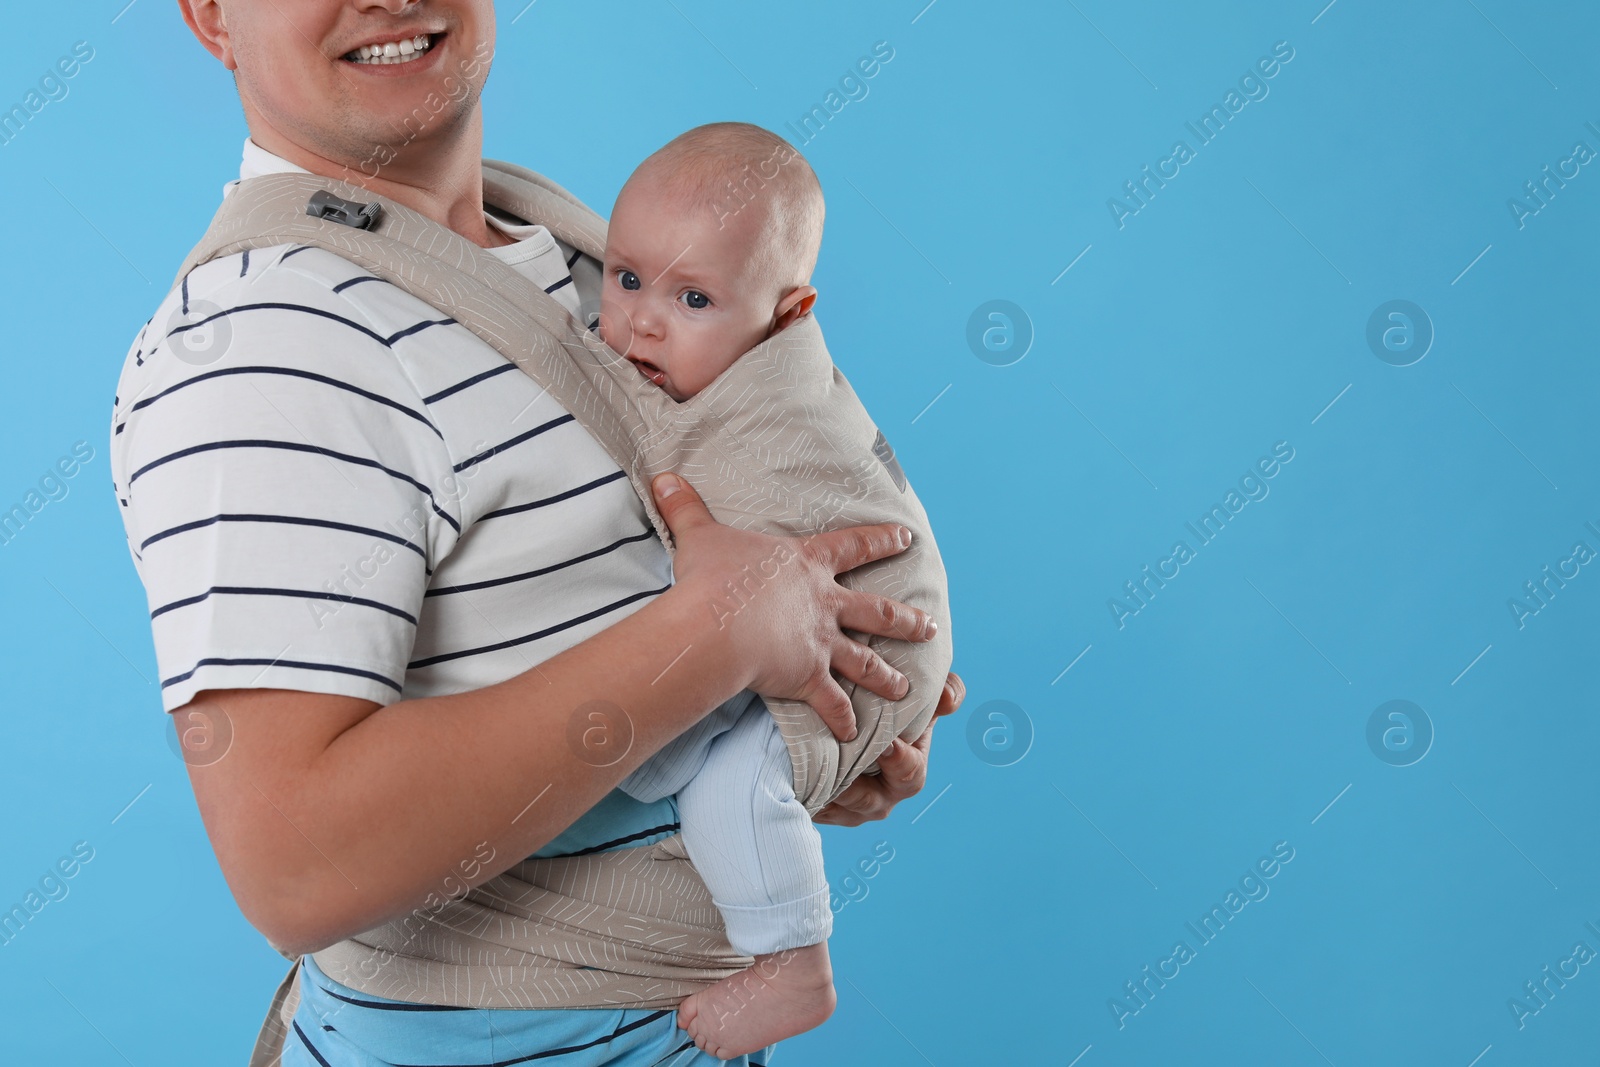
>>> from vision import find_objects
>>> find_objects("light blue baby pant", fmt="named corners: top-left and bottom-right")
top-left (619, 691), bottom-right (832, 956)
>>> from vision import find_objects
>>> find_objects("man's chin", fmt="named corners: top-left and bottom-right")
top-left (330, 99), bottom-right (477, 182)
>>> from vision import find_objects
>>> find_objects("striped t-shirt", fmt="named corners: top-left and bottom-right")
top-left (110, 168), bottom-right (673, 722)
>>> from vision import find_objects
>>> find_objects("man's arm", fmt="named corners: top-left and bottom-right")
top-left (184, 474), bottom-right (937, 957)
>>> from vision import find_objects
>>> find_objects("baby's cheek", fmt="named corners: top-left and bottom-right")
top-left (681, 332), bottom-right (743, 390)
top-left (595, 301), bottom-right (626, 349)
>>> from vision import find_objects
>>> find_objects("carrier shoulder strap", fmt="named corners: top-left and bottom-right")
top-left (176, 162), bottom-right (681, 549)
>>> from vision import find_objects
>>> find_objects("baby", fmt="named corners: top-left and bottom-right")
top-left (598, 123), bottom-right (839, 1059)
top-left (598, 123), bottom-right (820, 401)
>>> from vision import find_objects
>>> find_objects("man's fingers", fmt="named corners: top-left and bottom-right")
top-left (836, 591), bottom-right (935, 644)
top-left (935, 671), bottom-right (965, 718)
top-left (877, 736), bottom-right (911, 773)
top-left (831, 637), bottom-right (908, 702)
top-left (810, 522), bottom-right (912, 575)
top-left (875, 737), bottom-right (928, 795)
top-left (651, 473), bottom-right (716, 540)
top-left (801, 674), bottom-right (858, 742)
top-left (817, 777), bottom-right (888, 825)
top-left (813, 803), bottom-right (868, 827)
top-left (815, 676), bottom-right (952, 826)
top-left (815, 737), bottom-right (931, 825)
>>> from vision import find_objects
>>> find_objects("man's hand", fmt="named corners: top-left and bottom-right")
top-left (653, 472), bottom-right (938, 742)
top-left (813, 672), bottom-right (965, 826)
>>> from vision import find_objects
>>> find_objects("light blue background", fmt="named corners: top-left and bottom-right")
top-left (3, 0), bottom-right (1597, 1063)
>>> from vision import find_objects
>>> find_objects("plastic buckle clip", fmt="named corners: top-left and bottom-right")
top-left (306, 190), bottom-right (383, 231)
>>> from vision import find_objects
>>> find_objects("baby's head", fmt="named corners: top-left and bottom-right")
top-left (599, 122), bottom-right (825, 401)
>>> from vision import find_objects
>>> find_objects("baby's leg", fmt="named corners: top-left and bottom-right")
top-left (616, 690), bottom-right (753, 803)
top-left (674, 701), bottom-right (836, 1059)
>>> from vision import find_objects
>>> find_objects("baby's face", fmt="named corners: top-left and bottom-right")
top-left (599, 182), bottom-right (782, 402)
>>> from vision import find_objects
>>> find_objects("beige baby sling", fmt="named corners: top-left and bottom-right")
top-left (174, 161), bottom-right (952, 1064)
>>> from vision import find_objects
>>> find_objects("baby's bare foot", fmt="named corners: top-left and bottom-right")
top-left (677, 941), bottom-right (836, 1060)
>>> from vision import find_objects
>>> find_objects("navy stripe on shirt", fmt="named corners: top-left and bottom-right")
top-left (558, 823), bottom-right (683, 858)
top-left (332, 275), bottom-right (383, 293)
top-left (140, 513), bottom-right (426, 559)
top-left (160, 656), bottom-right (404, 693)
top-left (386, 317), bottom-right (458, 344)
top-left (167, 302), bottom-right (389, 348)
top-left (290, 1020), bottom-right (335, 1067)
top-left (318, 988), bottom-right (470, 1012)
top-left (479, 470), bottom-right (627, 522)
top-left (165, 302), bottom-right (457, 350)
top-left (149, 586), bottom-right (418, 625)
top-left (128, 365), bottom-right (445, 440)
top-left (127, 439), bottom-right (462, 534)
top-left (422, 362), bottom-right (519, 404)
top-left (453, 414), bottom-right (575, 474)
top-left (408, 585), bottom-right (670, 669)
top-left (425, 529), bottom-right (654, 597)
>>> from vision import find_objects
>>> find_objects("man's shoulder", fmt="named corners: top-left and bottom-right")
top-left (125, 242), bottom-right (449, 364)
top-left (111, 243), bottom-right (454, 428)
top-left (178, 242), bottom-right (386, 312)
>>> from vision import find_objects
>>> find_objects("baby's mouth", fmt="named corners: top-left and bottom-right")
top-left (628, 356), bottom-right (667, 388)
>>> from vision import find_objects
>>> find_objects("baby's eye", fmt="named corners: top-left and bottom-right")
top-left (681, 290), bottom-right (711, 310)
top-left (617, 270), bottom-right (640, 291)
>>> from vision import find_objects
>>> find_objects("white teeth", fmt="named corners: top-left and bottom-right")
top-left (348, 34), bottom-right (433, 64)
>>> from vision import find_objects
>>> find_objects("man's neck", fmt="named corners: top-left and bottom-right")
top-left (244, 111), bottom-right (514, 249)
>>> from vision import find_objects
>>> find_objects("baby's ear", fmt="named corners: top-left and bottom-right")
top-left (773, 285), bottom-right (818, 332)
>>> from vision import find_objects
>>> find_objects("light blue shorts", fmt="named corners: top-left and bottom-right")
top-left (277, 789), bottom-right (778, 1067)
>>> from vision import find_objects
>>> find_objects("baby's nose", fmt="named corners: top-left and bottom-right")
top-left (634, 308), bottom-right (666, 338)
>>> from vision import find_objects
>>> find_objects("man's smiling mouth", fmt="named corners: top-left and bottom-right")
top-left (343, 33), bottom-right (440, 65)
